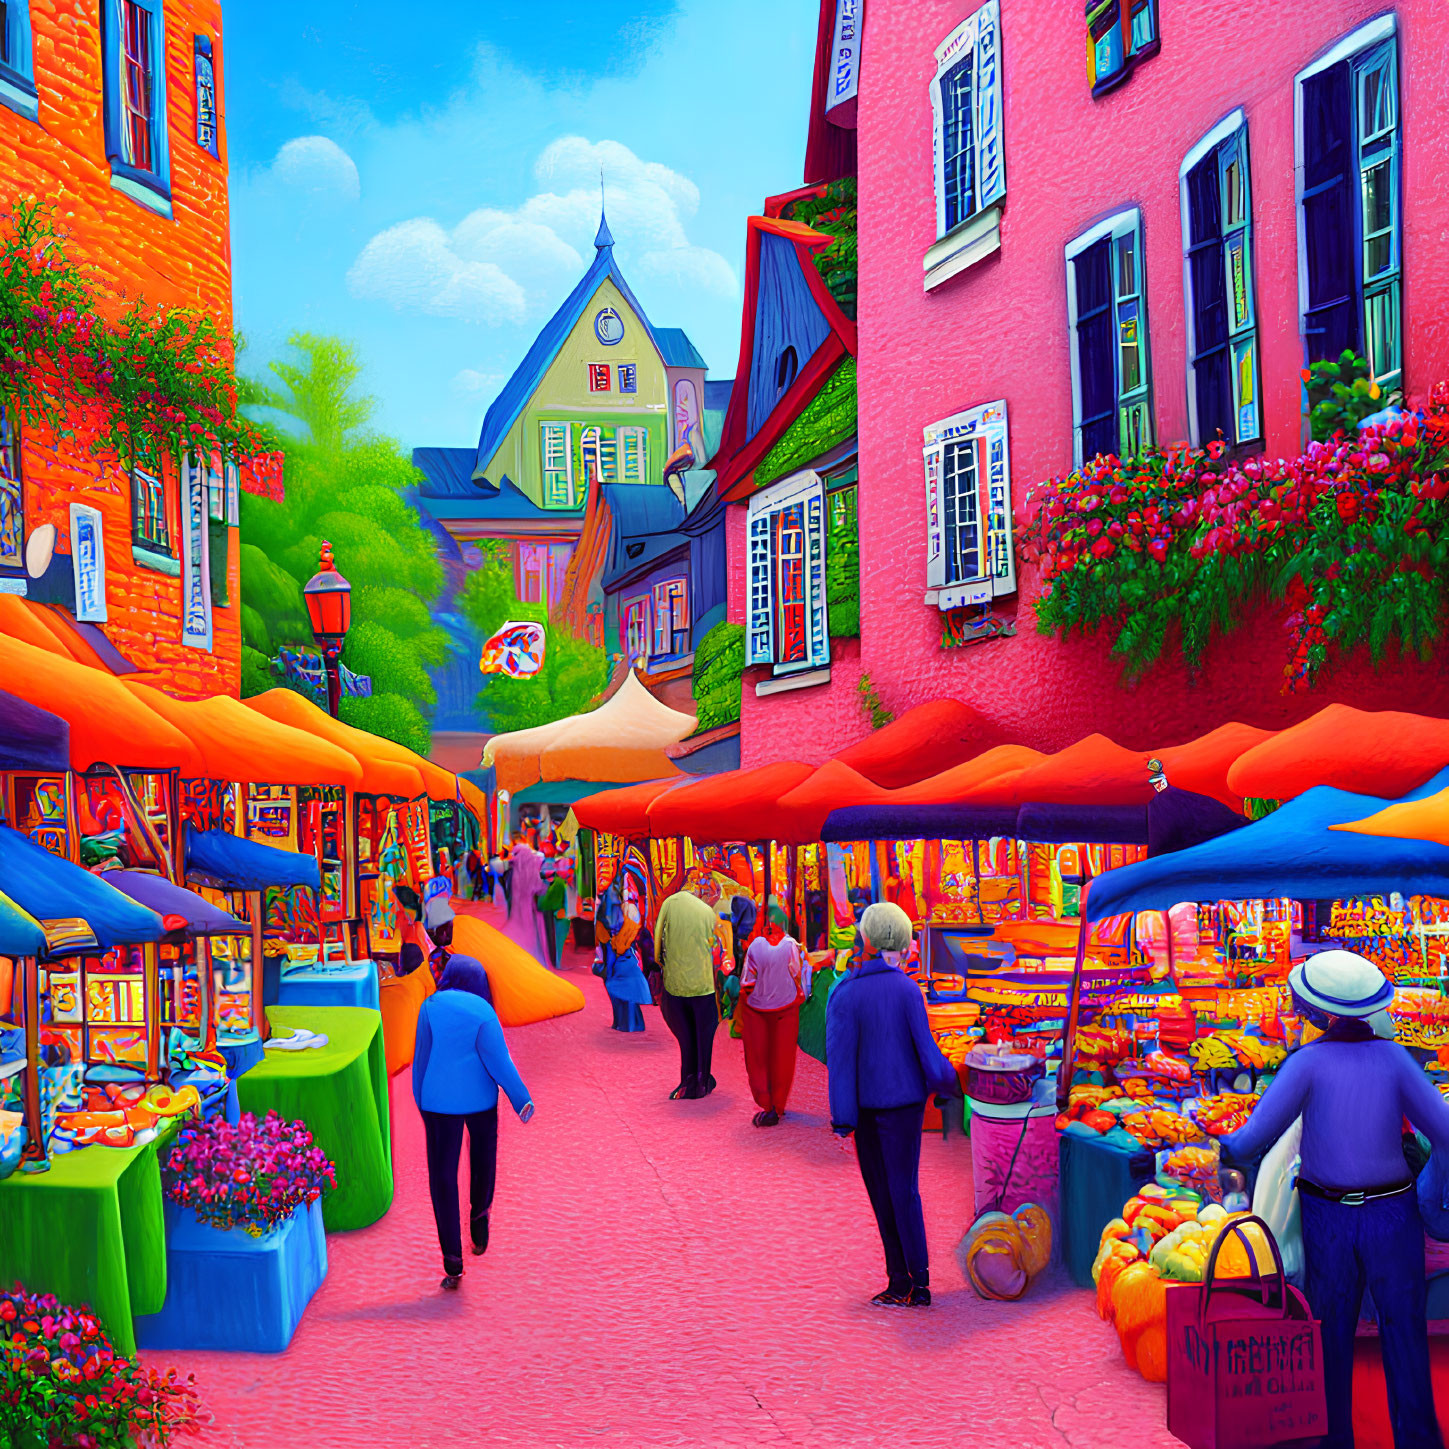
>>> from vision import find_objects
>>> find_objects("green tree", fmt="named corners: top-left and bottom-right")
top-left (456, 542), bottom-right (608, 734)
top-left (239, 334), bottom-right (447, 754)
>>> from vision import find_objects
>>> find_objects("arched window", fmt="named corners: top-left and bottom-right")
top-left (775, 346), bottom-right (798, 394)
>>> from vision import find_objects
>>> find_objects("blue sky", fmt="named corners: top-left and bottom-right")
top-left (224, 0), bottom-right (817, 450)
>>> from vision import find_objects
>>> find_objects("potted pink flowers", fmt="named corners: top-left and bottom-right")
top-left (134, 1113), bottom-right (336, 1354)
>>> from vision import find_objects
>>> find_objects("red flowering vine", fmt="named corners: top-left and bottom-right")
top-left (0, 197), bottom-right (265, 469)
top-left (1018, 382), bottom-right (1449, 690)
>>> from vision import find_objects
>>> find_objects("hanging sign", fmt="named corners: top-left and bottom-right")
top-left (180, 457), bottom-right (212, 651)
top-left (825, 0), bottom-right (860, 124)
top-left (68, 503), bottom-right (108, 622)
top-left (479, 619), bottom-right (546, 677)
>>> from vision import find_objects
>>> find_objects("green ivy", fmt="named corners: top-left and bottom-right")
top-left (826, 481), bottom-right (860, 638)
top-left (755, 358), bottom-right (857, 489)
top-left (1306, 350), bottom-right (1398, 442)
top-left (786, 178), bottom-right (857, 317)
top-left (857, 671), bottom-right (893, 730)
top-left (692, 621), bottom-right (745, 731)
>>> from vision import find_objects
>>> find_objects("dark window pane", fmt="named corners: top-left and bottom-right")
top-left (1301, 61), bottom-right (1357, 362)
top-left (1075, 238), bottom-right (1116, 459)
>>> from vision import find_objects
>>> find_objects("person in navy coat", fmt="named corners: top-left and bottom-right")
top-left (826, 902), bottom-right (960, 1307)
top-left (412, 956), bottom-right (535, 1290)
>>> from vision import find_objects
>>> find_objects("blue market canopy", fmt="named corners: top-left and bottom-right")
top-left (184, 825), bottom-right (322, 894)
top-left (0, 689), bottom-right (69, 772)
top-left (0, 825), bottom-right (164, 952)
top-left (1017, 803), bottom-right (1149, 846)
top-left (821, 804), bottom-right (1021, 843)
top-left (104, 870), bottom-right (250, 936)
top-left (1145, 786), bottom-right (1250, 858)
top-left (0, 889), bottom-right (48, 958)
top-left (1084, 767), bottom-right (1449, 923)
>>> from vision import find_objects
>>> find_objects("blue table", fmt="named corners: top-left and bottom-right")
top-left (277, 961), bottom-right (381, 1012)
top-left (1058, 1129), bottom-right (1155, 1288)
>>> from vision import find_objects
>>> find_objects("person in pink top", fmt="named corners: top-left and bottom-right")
top-left (738, 900), bottom-right (812, 1127)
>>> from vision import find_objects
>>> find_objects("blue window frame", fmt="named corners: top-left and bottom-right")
top-left (1297, 19), bottom-right (1401, 390)
top-left (101, 0), bottom-right (172, 216)
top-left (0, 0), bottom-right (37, 122)
top-left (194, 33), bottom-right (218, 158)
top-left (1182, 112), bottom-right (1261, 447)
top-left (1086, 0), bottom-right (1159, 96)
top-left (618, 362), bottom-right (637, 394)
top-left (0, 407), bottom-right (25, 583)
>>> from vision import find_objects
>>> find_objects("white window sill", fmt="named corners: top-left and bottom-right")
top-left (0, 74), bottom-right (39, 123)
top-left (924, 204), bottom-right (1002, 292)
top-left (755, 666), bottom-right (831, 697)
top-left (924, 581), bottom-right (994, 612)
top-left (132, 542), bottom-right (180, 576)
top-left (0, 575), bottom-right (27, 596)
top-left (110, 171), bottom-right (174, 220)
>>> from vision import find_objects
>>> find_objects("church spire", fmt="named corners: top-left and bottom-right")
top-left (595, 169), bottom-right (614, 251)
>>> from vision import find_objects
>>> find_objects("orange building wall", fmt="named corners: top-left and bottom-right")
top-left (0, 0), bottom-right (239, 698)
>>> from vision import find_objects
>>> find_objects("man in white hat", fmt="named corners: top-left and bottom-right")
top-left (1222, 949), bottom-right (1449, 1449)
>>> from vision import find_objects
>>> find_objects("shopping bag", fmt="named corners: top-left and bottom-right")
top-left (1165, 1214), bottom-right (1326, 1449)
top-left (1251, 1117), bottom-right (1303, 1281)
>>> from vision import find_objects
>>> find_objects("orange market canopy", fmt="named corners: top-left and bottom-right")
top-left (1332, 783), bottom-right (1449, 849)
top-left (123, 683), bottom-right (364, 788)
top-left (451, 914), bottom-right (584, 1024)
top-left (889, 744), bottom-right (1047, 807)
top-left (0, 632), bottom-right (202, 772)
top-left (1009, 733), bottom-right (1159, 807)
top-left (486, 672), bottom-right (696, 795)
top-left (772, 761), bottom-right (894, 844)
top-left (573, 778), bottom-right (689, 838)
top-left (245, 689), bottom-right (459, 800)
top-left (646, 761), bottom-right (814, 844)
top-left (832, 699), bottom-right (1008, 789)
top-left (1156, 722), bottom-right (1274, 811)
top-left (1228, 704), bottom-right (1449, 803)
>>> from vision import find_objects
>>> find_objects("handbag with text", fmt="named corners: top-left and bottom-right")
top-left (1165, 1214), bottom-right (1325, 1449)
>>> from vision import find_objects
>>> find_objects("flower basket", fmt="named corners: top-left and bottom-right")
top-left (0, 1285), bottom-right (203, 1448)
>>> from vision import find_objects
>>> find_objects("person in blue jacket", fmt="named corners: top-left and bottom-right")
top-left (1222, 950), bottom-right (1449, 1449)
top-left (412, 955), bottom-right (535, 1291)
top-left (826, 901), bottom-right (960, 1308)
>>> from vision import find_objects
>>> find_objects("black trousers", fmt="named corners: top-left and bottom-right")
top-left (660, 990), bottom-right (718, 1097)
top-left (421, 1107), bottom-right (498, 1275)
top-left (855, 1101), bottom-right (929, 1286)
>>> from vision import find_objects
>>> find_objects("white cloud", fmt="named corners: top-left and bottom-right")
top-left (270, 136), bottom-right (360, 202)
top-left (453, 368), bottom-right (504, 396)
top-left (346, 137), bottom-right (736, 328)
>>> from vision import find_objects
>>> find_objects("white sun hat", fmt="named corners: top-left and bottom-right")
top-left (1289, 948), bottom-right (1395, 1019)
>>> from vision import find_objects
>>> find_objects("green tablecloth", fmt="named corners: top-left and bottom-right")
top-left (0, 1118), bottom-right (179, 1357)
top-left (239, 1005), bottom-right (392, 1231)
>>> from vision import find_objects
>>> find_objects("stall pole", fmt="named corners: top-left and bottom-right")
top-left (19, 956), bottom-right (43, 1165)
top-left (1057, 881), bottom-right (1092, 1112)
top-left (197, 936), bottom-right (216, 1054)
top-left (143, 942), bottom-right (162, 1078)
top-left (248, 894), bottom-right (266, 1041)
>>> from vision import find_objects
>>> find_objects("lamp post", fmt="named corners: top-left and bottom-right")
top-left (302, 540), bottom-right (352, 718)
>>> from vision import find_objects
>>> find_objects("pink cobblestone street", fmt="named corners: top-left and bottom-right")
top-left (144, 927), bottom-right (1180, 1449)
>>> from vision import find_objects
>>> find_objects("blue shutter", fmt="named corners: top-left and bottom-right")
top-left (1187, 147), bottom-right (1232, 446)
top-left (806, 489), bottom-right (829, 668)
top-left (101, 0), bottom-right (172, 204)
top-left (0, 0), bottom-right (37, 121)
top-left (1301, 60), bottom-right (1357, 363)
top-left (746, 510), bottom-right (774, 665)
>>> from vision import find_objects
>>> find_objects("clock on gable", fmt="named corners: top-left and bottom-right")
top-left (594, 307), bottom-right (625, 346)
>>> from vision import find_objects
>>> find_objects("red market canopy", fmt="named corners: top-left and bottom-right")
top-left (890, 744), bottom-right (1047, 806)
top-left (1156, 722), bottom-right (1274, 811)
top-left (646, 762), bottom-right (814, 844)
top-left (573, 779), bottom-right (687, 838)
top-left (1010, 734), bottom-right (1157, 807)
top-left (772, 761), bottom-right (894, 844)
top-left (1227, 704), bottom-right (1449, 803)
top-left (832, 699), bottom-right (1008, 790)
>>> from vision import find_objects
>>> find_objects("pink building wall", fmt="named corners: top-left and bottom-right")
top-left (745, 0), bottom-right (1449, 767)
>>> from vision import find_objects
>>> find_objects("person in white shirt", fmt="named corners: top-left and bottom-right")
top-left (738, 900), bottom-right (811, 1127)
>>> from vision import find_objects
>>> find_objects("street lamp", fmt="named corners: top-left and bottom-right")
top-left (302, 540), bottom-right (352, 719)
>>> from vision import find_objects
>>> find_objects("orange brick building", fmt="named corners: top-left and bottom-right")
top-left (0, 0), bottom-right (239, 697)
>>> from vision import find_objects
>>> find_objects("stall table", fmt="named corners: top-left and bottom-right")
top-left (238, 1006), bottom-right (393, 1231)
top-left (278, 960), bottom-right (382, 1012)
top-left (1058, 1129), bottom-right (1155, 1288)
top-left (0, 1119), bottom-right (180, 1356)
top-left (378, 964), bottom-right (434, 1076)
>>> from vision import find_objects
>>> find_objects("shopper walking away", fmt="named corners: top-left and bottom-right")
top-left (738, 899), bottom-right (811, 1126)
top-left (1221, 950), bottom-right (1449, 1449)
top-left (655, 885), bottom-right (721, 1100)
top-left (412, 956), bottom-right (534, 1291)
top-left (826, 902), bottom-right (960, 1308)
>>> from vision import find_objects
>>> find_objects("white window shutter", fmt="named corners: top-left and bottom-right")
top-left (922, 440), bottom-right (948, 590)
top-left (930, 71), bottom-right (948, 239)
top-left (973, 1), bottom-right (1005, 210)
top-left (985, 408), bottom-right (1016, 597)
top-left (806, 488), bottom-right (830, 668)
top-left (746, 509), bottom-right (774, 665)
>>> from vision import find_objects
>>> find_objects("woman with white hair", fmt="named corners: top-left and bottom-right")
top-left (1222, 949), bottom-right (1449, 1449)
top-left (826, 900), bottom-right (960, 1307)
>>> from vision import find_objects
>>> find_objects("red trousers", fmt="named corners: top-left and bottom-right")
top-left (738, 997), bottom-right (800, 1114)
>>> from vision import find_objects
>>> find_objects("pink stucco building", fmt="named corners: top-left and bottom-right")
top-left (739, 0), bottom-right (1449, 769)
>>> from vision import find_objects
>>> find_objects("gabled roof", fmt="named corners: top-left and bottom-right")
top-left (474, 214), bottom-right (668, 481)
top-left (415, 473), bottom-right (584, 526)
top-left (656, 327), bottom-right (707, 370)
top-left (707, 213), bottom-right (857, 501)
top-left (413, 446), bottom-right (497, 499)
